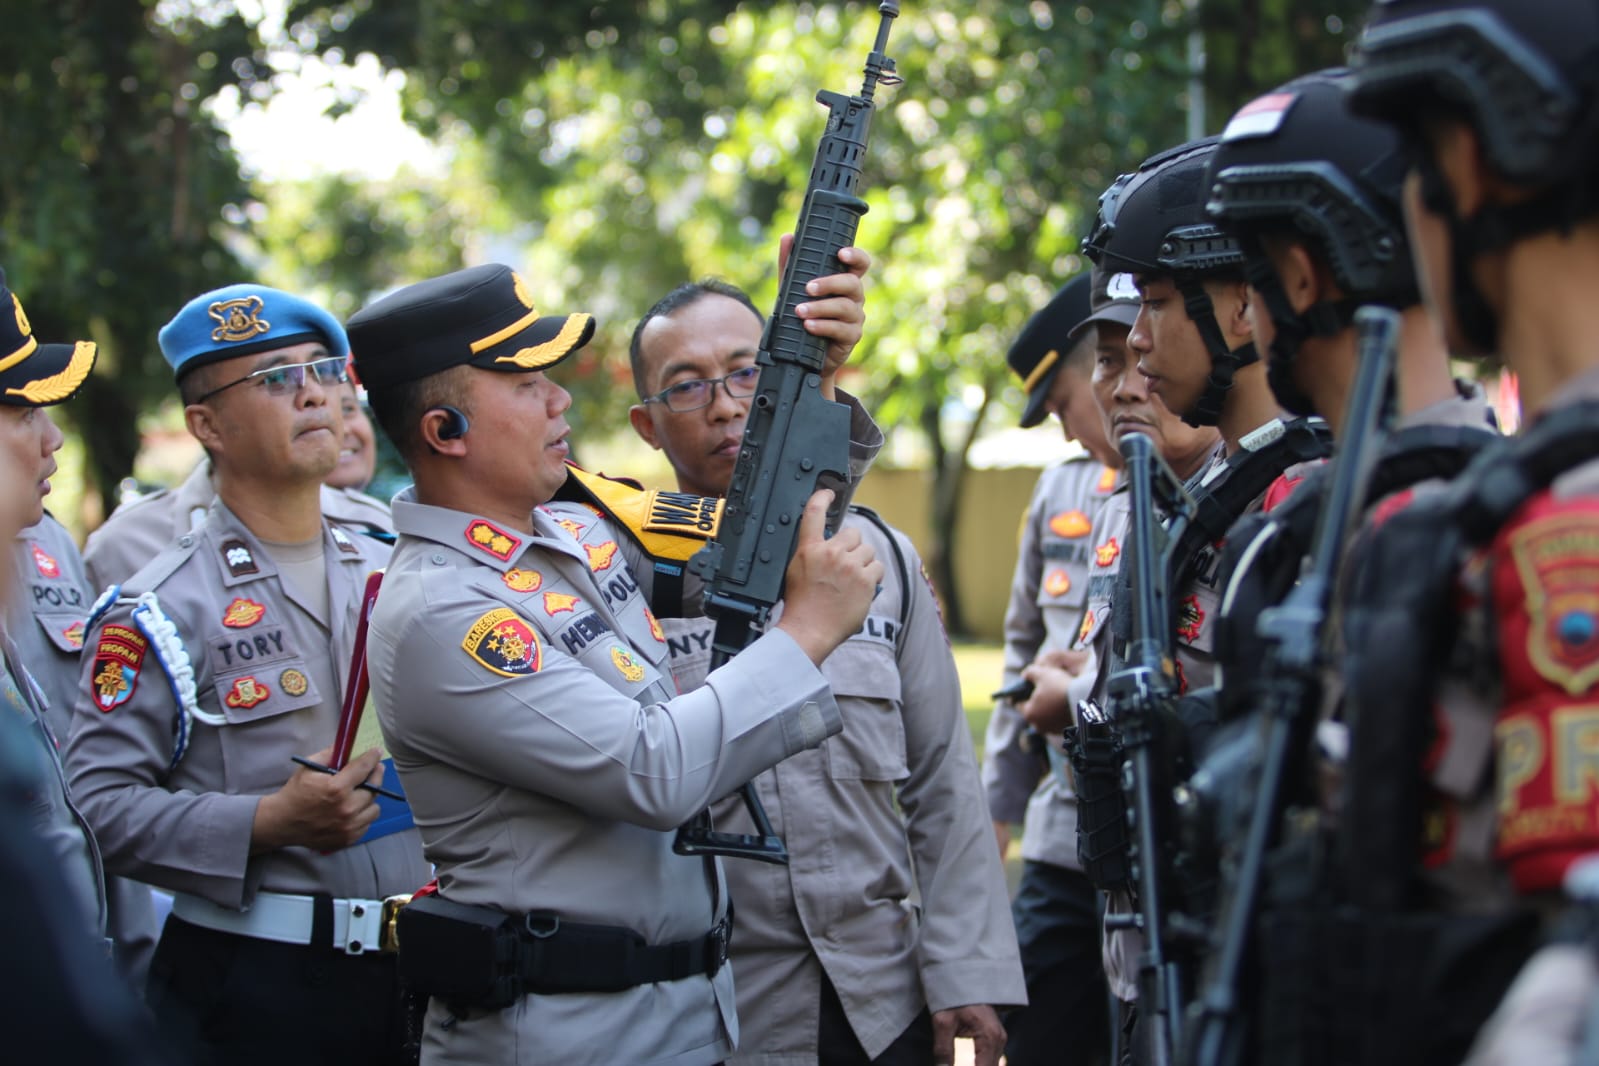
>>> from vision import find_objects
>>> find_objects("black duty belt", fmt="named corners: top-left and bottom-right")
top-left (396, 892), bottom-right (732, 1009)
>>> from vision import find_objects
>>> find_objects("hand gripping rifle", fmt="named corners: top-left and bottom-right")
top-left (1182, 307), bottom-right (1400, 1066)
top-left (672, 3), bottom-right (902, 865)
top-left (1102, 431), bottom-right (1200, 1066)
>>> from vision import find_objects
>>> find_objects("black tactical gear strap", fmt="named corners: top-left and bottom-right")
top-left (1243, 255), bottom-right (1364, 418)
top-left (1176, 278), bottom-right (1260, 428)
top-left (848, 504), bottom-right (912, 640)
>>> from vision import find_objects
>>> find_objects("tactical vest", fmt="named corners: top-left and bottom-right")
top-left (1259, 403), bottom-right (1599, 1066)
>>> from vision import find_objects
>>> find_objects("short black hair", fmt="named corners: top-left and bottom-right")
top-left (366, 364), bottom-right (473, 464)
top-left (628, 279), bottom-right (762, 399)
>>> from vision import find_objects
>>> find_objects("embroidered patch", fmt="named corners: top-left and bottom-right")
top-left (644, 608), bottom-right (665, 644)
top-left (1077, 609), bottom-right (1096, 646)
top-left (1049, 510), bottom-right (1092, 539)
top-left (503, 568), bottom-right (542, 593)
top-left (644, 491), bottom-right (723, 536)
top-left (1508, 512), bottom-right (1599, 695)
top-left (543, 591), bottom-right (580, 615)
top-left (1096, 466), bottom-right (1118, 494)
top-left (222, 597), bottom-right (266, 629)
top-left (62, 620), bottom-right (85, 650)
top-left (221, 538), bottom-right (259, 577)
top-left (209, 294), bottom-right (270, 343)
top-left (1177, 595), bottom-right (1204, 643)
top-left (279, 668), bottom-right (309, 697)
top-left (1095, 538), bottom-right (1121, 568)
top-left (224, 676), bottom-right (270, 709)
top-left (330, 526), bottom-right (360, 554)
top-left (585, 540), bottom-right (619, 572)
top-left (464, 519), bottom-right (520, 561)
top-left (92, 624), bottom-right (147, 712)
top-left (611, 645), bottom-right (646, 683)
top-left (31, 544), bottom-right (59, 579)
top-left (1222, 91), bottom-right (1299, 142)
top-left (1044, 569), bottom-right (1072, 597)
top-left (463, 608), bottom-right (542, 677)
top-left (557, 517), bottom-right (587, 539)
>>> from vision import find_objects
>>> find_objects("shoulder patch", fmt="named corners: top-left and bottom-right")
top-left (92, 624), bottom-right (147, 712)
top-left (220, 538), bottom-right (259, 577)
top-left (222, 597), bottom-right (266, 629)
top-left (464, 519), bottom-right (521, 561)
top-left (463, 607), bottom-right (542, 677)
top-left (561, 466), bottom-right (723, 563)
top-left (1504, 509), bottom-right (1599, 695)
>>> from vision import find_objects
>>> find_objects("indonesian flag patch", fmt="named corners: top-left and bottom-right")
top-left (464, 608), bottom-right (542, 677)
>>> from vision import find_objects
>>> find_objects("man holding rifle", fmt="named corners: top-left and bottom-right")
top-left (64, 284), bottom-right (428, 1066)
top-left (628, 274), bottom-right (1023, 1066)
top-left (349, 260), bottom-right (883, 1066)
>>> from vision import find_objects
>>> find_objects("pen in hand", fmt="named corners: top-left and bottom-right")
top-left (290, 755), bottom-right (406, 802)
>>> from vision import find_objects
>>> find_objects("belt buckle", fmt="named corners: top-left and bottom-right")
top-left (380, 894), bottom-right (412, 953)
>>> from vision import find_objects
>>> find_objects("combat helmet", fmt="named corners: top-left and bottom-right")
top-left (1205, 68), bottom-right (1415, 414)
top-left (1349, 0), bottom-right (1599, 352)
top-left (1082, 137), bottom-right (1255, 427)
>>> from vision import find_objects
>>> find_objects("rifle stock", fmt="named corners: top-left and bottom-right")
top-left (672, 3), bottom-right (901, 864)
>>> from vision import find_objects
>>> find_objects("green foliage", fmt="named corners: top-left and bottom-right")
top-left (0, 1), bottom-right (256, 521)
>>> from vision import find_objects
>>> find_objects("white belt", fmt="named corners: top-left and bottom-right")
top-left (171, 890), bottom-right (402, 955)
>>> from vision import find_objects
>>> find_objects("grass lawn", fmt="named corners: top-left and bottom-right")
top-left (951, 639), bottom-right (1006, 761)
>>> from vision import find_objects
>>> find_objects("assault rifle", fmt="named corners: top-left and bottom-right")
top-left (1103, 430), bottom-right (1199, 1066)
top-left (1182, 307), bottom-right (1400, 1066)
top-left (673, 3), bottom-right (902, 864)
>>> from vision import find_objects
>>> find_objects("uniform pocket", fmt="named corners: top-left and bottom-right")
top-left (823, 637), bottom-right (907, 782)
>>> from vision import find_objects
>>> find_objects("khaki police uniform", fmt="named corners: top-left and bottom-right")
top-left (368, 490), bottom-right (844, 1066)
top-left (84, 460), bottom-right (394, 593)
top-left (664, 511), bottom-right (1024, 1063)
top-left (9, 514), bottom-right (161, 984)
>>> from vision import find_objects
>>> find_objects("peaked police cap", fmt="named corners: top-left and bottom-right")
top-left (0, 268), bottom-right (97, 407)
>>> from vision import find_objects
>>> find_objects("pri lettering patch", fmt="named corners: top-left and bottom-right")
top-left (92, 624), bottom-right (148, 712)
top-left (463, 608), bottom-right (542, 677)
top-left (222, 597), bottom-right (266, 629)
top-left (464, 519), bottom-right (521, 561)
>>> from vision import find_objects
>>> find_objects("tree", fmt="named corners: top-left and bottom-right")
top-left (0, 2), bottom-right (263, 522)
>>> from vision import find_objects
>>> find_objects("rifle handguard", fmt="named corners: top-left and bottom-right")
top-left (1066, 716), bottom-right (1134, 892)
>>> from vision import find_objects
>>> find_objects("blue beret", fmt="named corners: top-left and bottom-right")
top-left (159, 284), bottom-right (349, 381)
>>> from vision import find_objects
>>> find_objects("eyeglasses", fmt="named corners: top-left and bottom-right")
top-left (643, 365), bottom-right (760, 413)
top-left (195, 356), bottom-right (350, 405)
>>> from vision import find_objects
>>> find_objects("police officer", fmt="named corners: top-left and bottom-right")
top-left (82, 376), bottom-right (393, 593)
top-left (64, 284), bottom-right (429, 1066)
top-left (628, 275), bottom-right (1024, 1066)
top-left (0, 269), bottom-right (108, 951)
top-left (982, 271), bottom-right (1125, 1066)
top-left (347, 263), bottom-right (883, 1066)
top-left (1333, 1), bottom-right (1599, 1062)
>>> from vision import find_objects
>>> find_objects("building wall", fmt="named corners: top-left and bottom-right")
top-left (851, 466), bottom-right (1046, 642)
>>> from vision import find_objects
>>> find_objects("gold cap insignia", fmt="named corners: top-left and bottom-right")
top-left (209, 295), bottom-right (271, 344)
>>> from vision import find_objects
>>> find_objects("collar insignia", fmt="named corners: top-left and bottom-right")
top-left (330, 526), bottom-right (360, 554)
top-left (31, 544), bottom-right (59, 579)
top-left (464, 519), bottom-right (521, 561)
top-left (221, 538), bottom-right (259, 577)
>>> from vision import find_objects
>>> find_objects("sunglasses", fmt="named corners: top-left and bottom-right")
top-left (195, 356), bottom-right (350, 405)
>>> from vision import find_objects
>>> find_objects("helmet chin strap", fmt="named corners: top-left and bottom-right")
top-left (1176, 277), bottom-right (1260, 428)
top-left (1243, 256), bottom-right (1365, 418)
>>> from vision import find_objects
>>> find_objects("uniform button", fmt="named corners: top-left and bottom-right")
top-left (431, 554), bottom-right (446, 566)
top-left (178, 535), bottom-right (193, 548)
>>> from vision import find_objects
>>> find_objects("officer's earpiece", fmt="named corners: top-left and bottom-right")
top-left (433, 405), bottom-right (470, 441)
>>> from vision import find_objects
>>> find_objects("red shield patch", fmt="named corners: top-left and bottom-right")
top-left (1506, 510), bottom-right (1599, 695)
top-left (92, 624), bottom-right (147, 712)
top-left (463, 608), bottom-right (542, 677)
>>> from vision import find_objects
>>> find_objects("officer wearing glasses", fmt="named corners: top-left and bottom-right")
top-left (64, 285), bottom-right (430, 1066)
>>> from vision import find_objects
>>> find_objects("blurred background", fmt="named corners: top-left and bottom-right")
top-left (3, 0), bottom-right (1383, 650)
